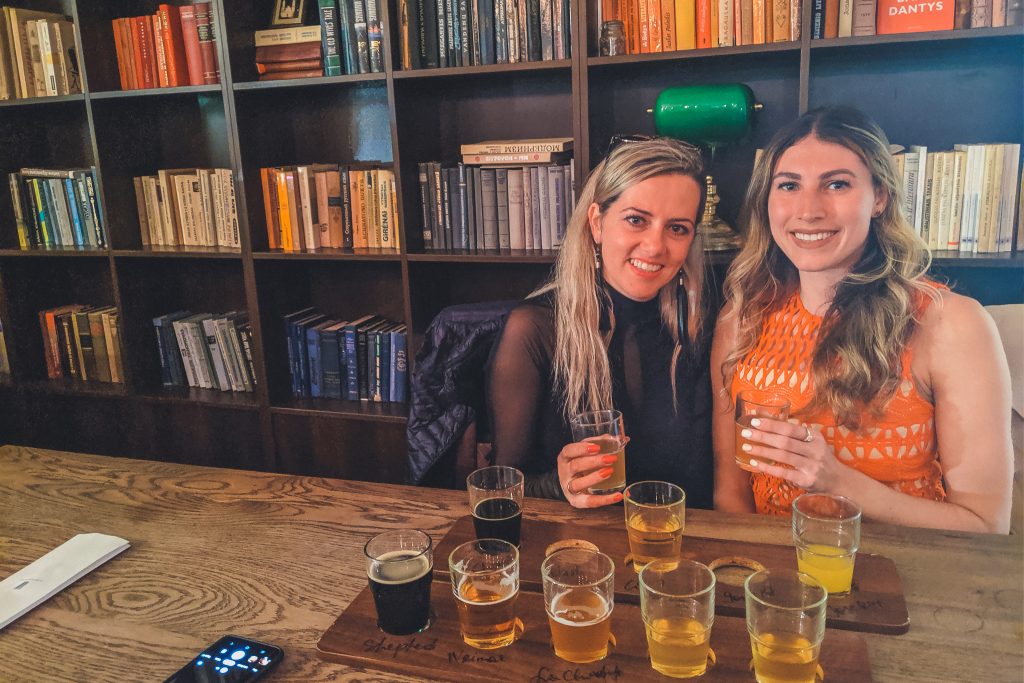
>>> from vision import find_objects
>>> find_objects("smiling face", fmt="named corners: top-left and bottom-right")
top-left (588, 173), bottom-right (701, 302)
top-left (767, 135), bottom-right (887, 289)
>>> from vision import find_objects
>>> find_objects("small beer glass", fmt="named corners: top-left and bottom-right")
top-left (745, 569), bottom-right (827, 683)
top-left (639, 559), bottom-right (716, 678)
top-left (570, 409), bottom-right (629, 494)
top-left (541, 548), bottom-right (616, 664)
top-left (623, 480), bottom-right (686, 570)
top-left (448, 539), bottom-right (520, 649)
top-left (364, 529), bottom-right (434, 635)
top-left (467, 466), bottom-right (524, 547)
top-left (792, 493), bottom-right (862, 596)
top-left (734, 391), bottom-right (791, 472)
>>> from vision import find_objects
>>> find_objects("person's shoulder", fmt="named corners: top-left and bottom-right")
top-left (502, 295), bottom-right (555, 338)
top-left (916, 285), bottom-right (999, 352)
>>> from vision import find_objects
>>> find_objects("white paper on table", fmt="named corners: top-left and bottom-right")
top-left (0, 532), bottom-right (130, 630)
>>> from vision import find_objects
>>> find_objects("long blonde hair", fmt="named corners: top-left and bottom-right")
top-left (722, 106), bottom-right (936, 429)
top-left (533, 138), bottom-right (708, 419)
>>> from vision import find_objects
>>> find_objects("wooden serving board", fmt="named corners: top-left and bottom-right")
top-left (435, 515), bottom-right (910, 635)
top-left (317, 580), bottom-right (873, 682)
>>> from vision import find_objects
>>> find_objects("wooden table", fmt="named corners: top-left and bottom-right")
top-left (1, 445), bottom-right (1021, 682)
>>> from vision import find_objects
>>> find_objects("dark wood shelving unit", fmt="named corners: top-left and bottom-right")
top-left (0, 0), bottom-right (1020, 482)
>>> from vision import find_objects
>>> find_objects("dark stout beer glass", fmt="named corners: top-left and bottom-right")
top-left (467, 466), bottom-right (524, 547)
top-left (364, 529), bottom-right (434, 635)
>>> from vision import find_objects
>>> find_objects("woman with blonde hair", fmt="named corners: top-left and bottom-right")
top-left (487, 136), bottom-right (715, 508)
top-left (712, 106), bottom-right (1012, 532)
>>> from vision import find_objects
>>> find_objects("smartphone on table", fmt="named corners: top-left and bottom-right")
top-left (162, 635), bottom-right (284, 682)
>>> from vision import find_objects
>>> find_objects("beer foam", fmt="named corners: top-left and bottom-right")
top-left (369, 550), bottom-right (432, 584)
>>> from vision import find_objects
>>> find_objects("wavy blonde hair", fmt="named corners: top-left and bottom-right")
top-left (722, 106), bottom-right (937, 429)
top-left (533, 137), bottom-right (708, 419)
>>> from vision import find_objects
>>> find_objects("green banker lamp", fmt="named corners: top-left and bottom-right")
top-left (648, 84), bottom-right (762, 251)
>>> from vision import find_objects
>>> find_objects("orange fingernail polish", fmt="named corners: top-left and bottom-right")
top-left (602, 455), bottom-right (617, 465)
top-left (598, 467), bottom-right (613, 478)
top-left (587, 444), bottom-right (601, 453)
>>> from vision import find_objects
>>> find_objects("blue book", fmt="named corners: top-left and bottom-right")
top-left (39, 179), bottom-right (60, 246)
top-left (153, 311), bottom-right (191, 386)
top-left (392, 328), bottom-right (408, 404)
top-left (307, 320), bottom-right (335, 398)
top-left (379, 325), bottom-right (392, 403)
top-left (343, 314), bottom-right (380, 400)
top-left (320, 322), bottom-right (345, 399)
top-left (283, 307), bottom-right (317, 396)
top-left (294, 313), bottom-right (326, 397)
top-left (63, 178), bottom-right (85, 246)
top-left (361, 319), bottom-right (390, 401)
top-left (73, 172), bottom-right (96, 247)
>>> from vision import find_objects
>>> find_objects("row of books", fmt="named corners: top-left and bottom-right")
top-left (895, 142), bottom-right (1021, 254)
top-left (132, 169), bottom-right (241, 250)
top-left (9, 168), bottom-right (107, 250)
top-left (0, 7), bottom-right (80, 100)
top-left (259, 164), bottom-right (399, 251)
top-left (418, 139), bottom-right (577, 250)
top-left (284, 308), bottom-right (408, 403)
top-left (39, 305), bottom-right (123, 383)
top-left (398, 0), bottom-right (572, 69)
top-left (112, 2), bottom-right (220, 90)
top-left (153, 311), bottom-right (256, 392)
top-left (810, 0), bottom-right (1021, 38)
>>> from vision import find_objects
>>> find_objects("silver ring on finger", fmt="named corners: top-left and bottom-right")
top-left (802, 424), bottom-right (814, 443)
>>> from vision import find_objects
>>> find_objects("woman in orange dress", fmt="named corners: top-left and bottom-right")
top-left (711, 107), bottom-right (1013, 532)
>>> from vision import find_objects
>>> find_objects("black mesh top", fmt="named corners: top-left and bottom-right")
top-left (485, 286), bottom-right (714, 508)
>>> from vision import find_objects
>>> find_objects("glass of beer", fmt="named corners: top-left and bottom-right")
top-left (792, 493), bottom-right (862, 596)
top-left (639, 559), bottom-right (716, 678)
top-left (745, 569), bottom-right (827, 683)
top-left (541, 548), bottom-right (615, 664)
top-left (448, 539), bottom-right (520, 649)
top-left (364, 529), bottom-right (434, 635)
top-left (623, 481), bottom-right (686, 569)
top-left (570, 409), bottom-right (628, 494)
top-left (467, 466), bottom-right (524, 547)
top-left (734, 391), bottom-right (791, 472)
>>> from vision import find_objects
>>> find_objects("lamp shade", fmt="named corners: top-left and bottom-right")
top-left (652, 84), bottom-right (757, 147)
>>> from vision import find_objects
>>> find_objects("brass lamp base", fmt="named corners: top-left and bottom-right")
top-left (698, 175), bottom-right (742, 252)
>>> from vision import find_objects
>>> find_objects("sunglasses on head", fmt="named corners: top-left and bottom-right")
top-left (604, 133), bottom-right (700, 158)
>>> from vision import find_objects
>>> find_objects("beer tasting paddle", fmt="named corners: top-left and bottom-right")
top-left (435, 515), bottom-right (910, 635)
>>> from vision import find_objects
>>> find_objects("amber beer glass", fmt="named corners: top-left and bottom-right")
top-left (364, 529), bottom-right (434, 635)
top-left (541, 548), bottom-right (615, 663)
top-left (570, 409), bottom-right (628, 494)
top-left (448, 539), bottom-right (520, 649)
top-left (639, 559), bottom-right (716, 678)
top-left (745, 569), bottom-right (827, 683)
top-left (734, 391), bottom-right (791, 472)
top-left (792, 493), bottom-right (862, 596)
top-left (623, 481), bottom-right (685, 569)
top-left (467, 466), bottom-right (524, 547)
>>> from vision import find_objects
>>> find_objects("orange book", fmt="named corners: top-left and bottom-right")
top-left (753, 0), bottom-right (766, 42)
top-left (349, 171), bottom-right (367, 248)
top-left (276, 170), bottom-right (293, 251)
top-left (111, 19), bottom-right (128, 90)
top-left (735, 0), bottom-right (744, 44)
top-left (158, 4), bottom-right (189, 87)
top-left (662, 0), bottom-right (677, 49)
top-left (709, 0), bottom-right (720, 46)
top-left (603, 0), bottom-right (619, 20)
top-left (627, 0), bottom-right (642, 52)
top-left (696, 0), bottom-right (712, 46)
top-left (648, 0), bottom-right (663, 50)
top-left (675, 0), bottom-right (696, 48)
top-left (824, 0), bottom-right (839, 36)
top-left (639, 0), bottom-right (651, 51)
top-left (285, 170), bottom-right (302, 250)
top-left (876, 0), bottom-right (954, 32)
top-left (765, 0), bottom-right (774, 40)
top-left (260, 167), bottom-right (278, 250)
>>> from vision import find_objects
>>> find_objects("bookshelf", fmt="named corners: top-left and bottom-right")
top-left (0, 0), bottom-right (1020, 482)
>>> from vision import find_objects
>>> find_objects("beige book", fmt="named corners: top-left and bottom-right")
top-left (946, 150), bottom-right (967, 250)
top-left (933, 152), bottom-right (953, 252)
top-left (976, 144), bottom-right (1004, 253)
top-left (925, 151), bottom-right (945, 250)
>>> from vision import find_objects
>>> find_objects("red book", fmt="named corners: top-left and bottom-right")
top-left (258, 69), bottom-right (324, 81)
top-left (144, 15), bottom-right (160, 88)
top-left (158, 4), bottom-right (189, 87)
top-left (696, 0), bottom-right (712, 46)
top-left (194, 1), bottom-right (220, 85)
top-left (877, 0), bottom-right (954, 32)
top-left (256, 58), bottom-right (323, 74)
top-left (254, 42), bottom-right (322, 63)
top-left (111, 18), bottom-right (128, 90)
top-left (179, 4), bottom-right (204, 85)
top-left (152, 12), bottom-right (170, 87)
top-left (131, 17), bottom-right (150, 89)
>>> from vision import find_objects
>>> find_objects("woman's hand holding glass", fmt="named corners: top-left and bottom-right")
top-left (741, 418), bottom-right (850, 494)
top-left (557, 441), bottom-right (624, 509)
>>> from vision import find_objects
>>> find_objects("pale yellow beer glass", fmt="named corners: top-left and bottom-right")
top-left (448, 539), bottom-right (520, 649)
top-left (792, 493), bottom-right (861, 596)
top-left (570, 409), bottom-right (628, 494)
top-left (734, 391), bottom-right (790, 472)
top-left (541, 548), bottom-right (615, 663)
top-left (745, 569), bottom-right (827, 683)
top-left (623, 480), bottom-right (685, 569)
top-left (639, 559), bottom-right (715, 678)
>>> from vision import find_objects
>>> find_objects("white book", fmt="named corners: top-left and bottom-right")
top-left (507, 168), bottom-right (525, 249)
top-left (186, 316), bottom-right (214, 389)
top-left (172, 318), bottom-right (199, 387)
top-left (899, 152), bottom-right (918, 229)
top-left (908, 145), bottom-right (928, 235)
top-left (537, 165), bottom-right (551, 250)
top-left (522, 165), bottom-right (534, 251)
top-left (549, 165), bottom-right (565, 248)
top-left (35, 20), bottom-right (57, 96)
top-left (996, 143), bottom-right (1020, 252)
top-left (934, 151), bottom-right (954, 251)
top-left (202, 317), bottom-right (230, 391)
top-left (209, 169), bottom-right (225, 247)
top-left (141, 176), bottom-right (163, 246)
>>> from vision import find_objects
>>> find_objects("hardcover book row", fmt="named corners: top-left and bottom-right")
top-left (0, 6), bottom-right (80, 100)
top-left (39, 305), bottom-right (124, 384)
top-left (809, 0), bottom-right (1021, 38)
top-left (284, 308), bottom-right (408, 404)
top-left (133, 169), bottom-right (242, 250)
top-left (260, 164), bottom-right (400, 251)
top-left (153, 311), bottom-right (256, 393)
top-left (111, 2), bottom-right (221, 90)
top-left (9, 168), bottom-right (107, 250)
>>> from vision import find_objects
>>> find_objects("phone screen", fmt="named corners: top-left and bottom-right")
top-left (162, 635), bottom-right (283, 683)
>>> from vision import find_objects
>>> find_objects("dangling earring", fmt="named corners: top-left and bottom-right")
top-left (676, 268), bottom-right (688, 345)
top-left (594, 244), bottom-right (603, 286)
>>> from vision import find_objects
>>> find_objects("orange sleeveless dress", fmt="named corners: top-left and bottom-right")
top-left (731, 291), bottom-right (946, 516)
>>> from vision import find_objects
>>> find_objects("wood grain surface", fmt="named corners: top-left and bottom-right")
top-left (0, 445), bottom-right (1021, 682)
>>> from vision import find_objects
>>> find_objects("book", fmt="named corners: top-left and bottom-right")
top-left (877, 0), bottom-right (955, 32)
top-left (462, 150), bottom-right (572, 165)
top-left (254, 25), bottom-right (322, 46)
top-left (460, 137), bottom-right (573, 154)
